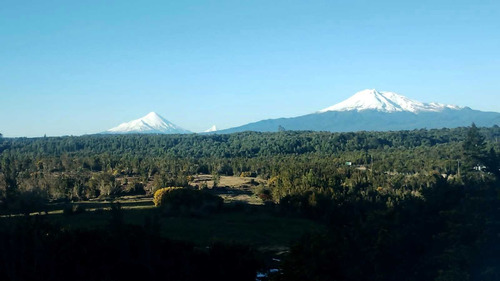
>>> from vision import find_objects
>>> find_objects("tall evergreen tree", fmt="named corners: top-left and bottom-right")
top-left (463, 123), bottom-right (486, 167)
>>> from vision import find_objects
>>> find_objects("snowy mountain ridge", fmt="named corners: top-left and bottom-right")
top-left (318, 89), bottom-right (463, 113)
top-left (106, 112), bottom-right (191, 134)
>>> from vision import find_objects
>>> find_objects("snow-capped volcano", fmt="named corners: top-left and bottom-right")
top-left (217, 88), bottom-right (500, 134)
top-left (319, 89), bottom-right (462, 113)
top-left (106, 112), bottom-right (191, 134)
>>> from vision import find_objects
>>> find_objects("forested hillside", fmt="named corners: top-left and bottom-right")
top-left (1, 125), bottom-right (499, 204)
top-left (0, 125), bottom-right (499, 280)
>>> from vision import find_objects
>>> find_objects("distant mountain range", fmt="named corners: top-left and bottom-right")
top-left (103, 90), bottom-right (500, 134)
top-left (216, 89), bottom-right (500, 133)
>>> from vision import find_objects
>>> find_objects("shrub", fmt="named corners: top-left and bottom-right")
top-left (240, 171), bottom-right (257, 177)
top-left (240, 171), bottom-right (253, 177)
top-left (153, 187), bottom-right (182, 207)
top-left (256, 186), bottom-right (273, 202)
top-left (154, 187), bottom-right (223, 215)
top-left (125, 181), bottom-right (146, 195)
top-left (17, 189), bottom-right (48, 215)
top-left (63, 204), bottom-right (86, 216)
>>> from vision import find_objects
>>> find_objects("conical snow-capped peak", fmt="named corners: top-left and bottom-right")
top-left (318, 89), bottom-right (462, 113)
top-left (106, 112), bottom-right (191, 134)
top-left (203, 125), bottom-right (217, 133)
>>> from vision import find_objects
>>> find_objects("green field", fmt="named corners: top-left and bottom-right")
top-left (1, 202), bottom-right (322, 254)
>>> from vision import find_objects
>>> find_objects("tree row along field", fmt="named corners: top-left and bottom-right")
top-left (0, 125), bottom-right (499, 281)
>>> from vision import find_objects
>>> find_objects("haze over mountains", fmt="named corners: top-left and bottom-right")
top-left (104, 89), bottom-right (500, 135)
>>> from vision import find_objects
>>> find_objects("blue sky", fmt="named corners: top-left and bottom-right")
top-left (1, 0), bottom-right (499, 137)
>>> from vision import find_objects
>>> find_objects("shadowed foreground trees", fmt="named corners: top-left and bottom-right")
top-left (0, 213), bottom-right (260, 281)
top-left (275, 175), bottom-right (500, 281)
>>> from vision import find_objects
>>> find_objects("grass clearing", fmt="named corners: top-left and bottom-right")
top-left (0, 176), bottom-right (320, 253)
top-left (191, 175), bottom-right (266, 205)
top-left (1, 204), bottom-right (322, 253)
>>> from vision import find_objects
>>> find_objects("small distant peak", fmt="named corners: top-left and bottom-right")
top-left (204, 125), bottom-right (217, 133)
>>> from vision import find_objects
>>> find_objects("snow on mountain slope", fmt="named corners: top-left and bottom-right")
top-left (203, 125), bottom-right (217, 133)
top-left (106, 112), bottom-right (191, 134)
top-left (319, 89), bottom-right (462, 113)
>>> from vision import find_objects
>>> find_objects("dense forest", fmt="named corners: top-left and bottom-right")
top-left (0, 125), bottom-right (499, 280)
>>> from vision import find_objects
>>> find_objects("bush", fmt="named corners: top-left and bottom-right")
top-left (153, 187), bottom-right (223, 215)
top-left (16, 189), bottom-right (48, 215)
top-left (153, 187), bottom-right (183, 207)
top-left (257, 188), bottom-right (273, 202)
top-left (240, 171), bottom-right (254, 177)
top-left (63, 204), bottom-right (86, 216)
top-left (124, 181), bottom-right (146, 195)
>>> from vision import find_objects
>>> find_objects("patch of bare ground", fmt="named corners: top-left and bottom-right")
top-left (190, 175), bottom-right (267, 205)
